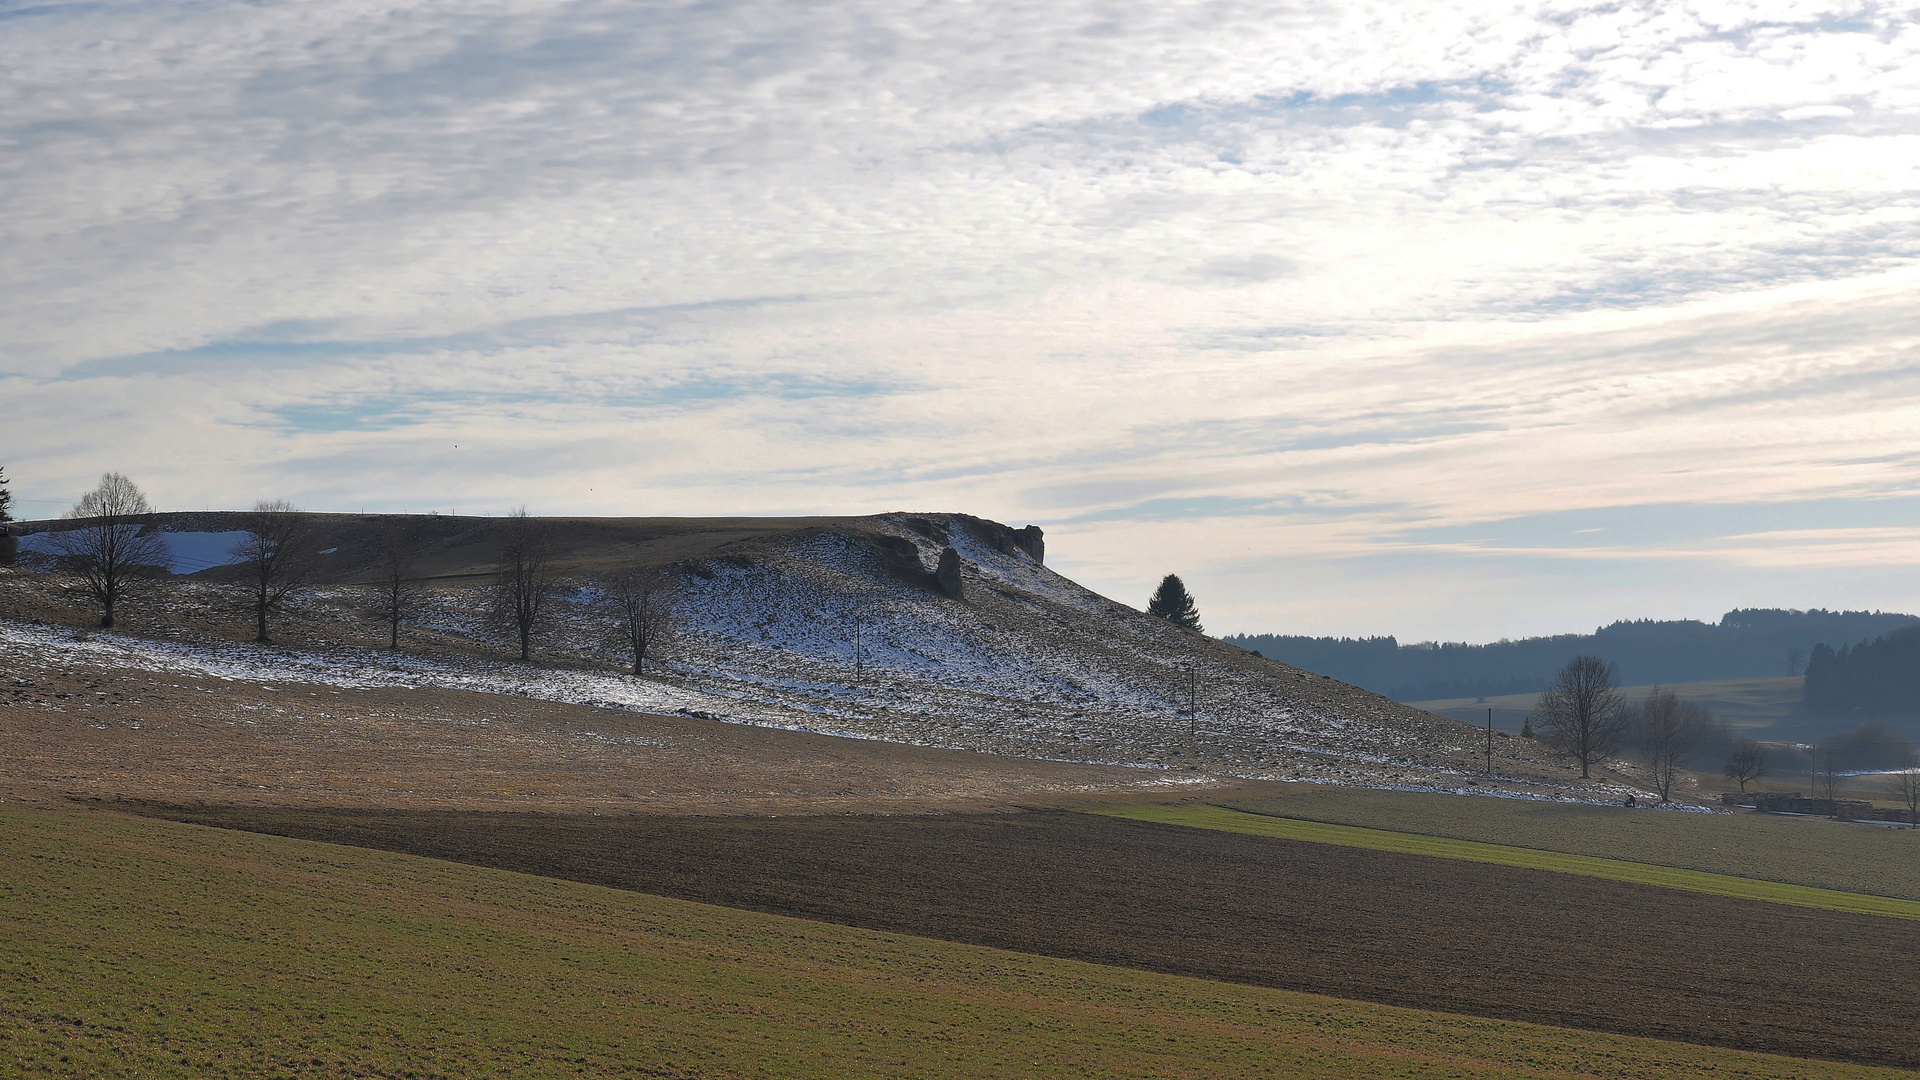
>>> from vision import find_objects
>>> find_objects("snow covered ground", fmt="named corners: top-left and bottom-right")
top-left (1, 512), bottom-right (1656, 803)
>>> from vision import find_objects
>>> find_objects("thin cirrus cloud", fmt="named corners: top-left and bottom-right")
top-left (3, 0), bottom-right (1919, 640)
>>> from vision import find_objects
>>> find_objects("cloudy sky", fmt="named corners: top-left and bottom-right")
top-left (5, 0), bottom-right (1919, 640)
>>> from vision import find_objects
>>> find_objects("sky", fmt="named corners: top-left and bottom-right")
top-left (4, 0), bottom-right (1920, 642)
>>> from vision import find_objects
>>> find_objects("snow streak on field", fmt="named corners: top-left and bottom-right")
top-left (0, 514), bottom-right (1627, 799)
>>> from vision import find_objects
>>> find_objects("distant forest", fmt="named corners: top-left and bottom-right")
top-left (1225, 609), bottom-right (1920, 703)
top-left (1804, 625), bottom-right (1920, 721)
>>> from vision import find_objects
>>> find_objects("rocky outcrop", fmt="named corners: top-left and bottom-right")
top-left (968, 519), bottom-right (1045, 564)
top-left (935, 547), bottom-right (965, 599)
top-left (1015, 525), bottom-right (1044, 564)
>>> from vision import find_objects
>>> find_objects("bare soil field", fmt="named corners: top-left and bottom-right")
top-left (0, 649), bottom-right (1172, 814)
top-left (140, 804), bottom-right (1920, 1070)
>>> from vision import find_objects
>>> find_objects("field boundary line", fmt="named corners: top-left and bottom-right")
top-left (1093, 803), bottom-right (1920, 921)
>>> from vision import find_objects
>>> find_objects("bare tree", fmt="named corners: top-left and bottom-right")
top-left (47, 473), bottom-right (171, 627)
top-left (1723, 739), bottom-right (1767, 793)
top-left (370, 529), bottom-right (421, 649)
top-left (1637, 687), bottom-right (1707, 803)
top-left (1529, 654), bottom-right (1629, 780)
top-left (491, 508), bottom-right (555, 662)
top-left (1895, 750), bottom-right (1920, 828)
top-left (1815, 745), bottom-right (1841, 803)
top-left (600, 567), bottom-right (676, 675)
top-left (230, 500), bottom-right (316, 643)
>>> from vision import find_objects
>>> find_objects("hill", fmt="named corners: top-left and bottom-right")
top-left (1227, 608), bottom-right (1920, 703)
top-left (5, 511), bottom-right (1588, 797)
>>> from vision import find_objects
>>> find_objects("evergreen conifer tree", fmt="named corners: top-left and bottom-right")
top-left (1146, 573), bottom-right (1203, 631)
top-left (0, 466), bottom-right (14, 566)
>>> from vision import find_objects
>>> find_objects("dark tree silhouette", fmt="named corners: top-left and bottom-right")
top-left (1530, 654), bottom-right (1628, 780)
top-left (1803, 628), bottom-right (1920, 719)
top-left (231, 500), bottom-right (316, 643)
top-left (600, 566), bottom-right (676, 676)
top-left (1147, 574), bottom-right (1202, 631)
top-left (48, 472), bottom-right (170, 627)
top-left (1723, 739), bottom-right (1766, 793)
top-left (370, 529), bottom-right (421, 650)
top-left (491, 508), bottom-right (555, 662)
top-left (0, 465), bottom-right (15, 566)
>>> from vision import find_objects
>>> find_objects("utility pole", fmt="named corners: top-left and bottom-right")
top-left (850, 606), bottom-right (865, 684)
top-left (1188, 663), bottom-right (1197, 740)
top-left (1486, 707), bottom-right (1493, 776)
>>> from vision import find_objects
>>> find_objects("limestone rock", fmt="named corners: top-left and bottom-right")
top-left (1015, 525), bottom-right (1044, 564)
top-left (936, 546), bottom-right (965, 599)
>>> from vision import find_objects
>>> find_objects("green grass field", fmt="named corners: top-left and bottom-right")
top-left (1, 805), bottom-right (1906, 1080)
top-left (1203, 784), bottom-right (1920, 899)
top-left (1096, 803), bottom-right (1920, 920)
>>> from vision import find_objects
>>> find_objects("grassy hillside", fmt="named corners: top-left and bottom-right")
top-left (1, 805), bottom-right (1904, 1079)
top-left (2, 510), bottom-right (1557, 798)
top-left (1413, 674), bottom-right (1805, 733)
top-left (1206, 785), bottom-right (1920, 899)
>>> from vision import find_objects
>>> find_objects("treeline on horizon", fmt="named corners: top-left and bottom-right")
top-left (1225, 608), bottom-right (1920, 707)
top-left (1804, 626), bottom-right (1920, 721)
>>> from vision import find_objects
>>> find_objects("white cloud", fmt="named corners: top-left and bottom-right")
top-left (5, 0), bottom-right (1920, 639)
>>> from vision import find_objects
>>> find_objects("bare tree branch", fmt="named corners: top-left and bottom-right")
top-left (1637, 686), bottom-right (1708, 803)
top-left (369, 529), bottom-right (422, 650)
top-left (490, 508), bottom-right (555, 662)
top-left (1529, 654), bottom-right (1629, 781)
top-left (1896, 750), bottom-right (1920, 829)
top-left (47, 472), bottom-right (171, 628)
top-left (1723, 740), bottom-right (1767, 794)
top-left (230, 500), bottom-right (316, 644)
top-left (599, 566), bottom-right (677, 676)
top-left (1815, 745), bottom-right (1841, 803)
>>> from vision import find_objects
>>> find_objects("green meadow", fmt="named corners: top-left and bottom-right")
top-left (1202, 783), bottom-right (1920, 899)
top-left (1098, 801), bottom-right (1920, 919)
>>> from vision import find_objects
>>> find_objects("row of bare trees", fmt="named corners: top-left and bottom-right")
top-left (1531, 654), bottom-right (1920, 818)
top-left (1530, 654), bottom-right (1729, 802)
top-left (24, 475), bottom-right (678, 675)
top-left (486, 508), bottom-right (676, 671)
top-left (37, 475), bottom-right (323, 641)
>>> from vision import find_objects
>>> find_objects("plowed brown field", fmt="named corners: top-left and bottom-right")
top-left (142, 805), bottom-right (1920, 1070)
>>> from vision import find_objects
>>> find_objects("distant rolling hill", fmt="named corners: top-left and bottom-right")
top-left (1413, 675), bottom-right (1805, 737)
top-left (1228, 609), bottom-right (1920, 711)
